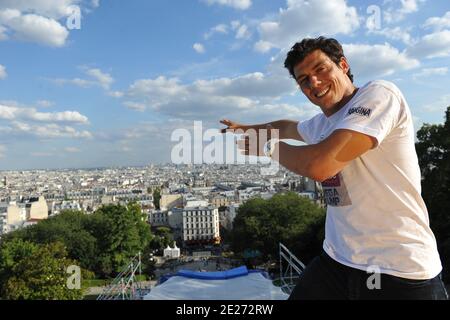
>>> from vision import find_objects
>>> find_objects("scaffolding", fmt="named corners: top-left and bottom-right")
top-left (96, 252), bottom-right (151, 300)
top-left (278, 243), bottom-right (306, 295)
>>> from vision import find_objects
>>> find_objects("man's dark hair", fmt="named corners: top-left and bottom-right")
top-left (284, 36), bottom-right (354, 83)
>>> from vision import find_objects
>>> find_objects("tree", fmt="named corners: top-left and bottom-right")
top-left (4, 210), bottom-right (99, 273)
top-left (148, 227), bottom-right (174, 253)
top-left (153, 187), bottom-right (161, 210)
top-left (93, 203), bottom-right (151, 276)
top-left (3, 204), bottom-right (152, 279)
top-left (416, 106), bottom-right (450, 283)
top-left (231, 192), bottom-right (325, 263)
top-left (0, 240), bottom-right (83, 300)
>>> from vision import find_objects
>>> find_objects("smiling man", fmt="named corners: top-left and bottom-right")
top-left (220, 36), bottom-right (447, 300)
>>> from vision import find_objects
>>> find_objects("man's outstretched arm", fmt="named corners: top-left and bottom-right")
top-left (271, 129), bottom-right (377, 182)
top-left (220, 119), bottom-right (304, 141)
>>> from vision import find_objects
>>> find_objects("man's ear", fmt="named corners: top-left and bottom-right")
top-left (339, 57), bottom-right (350, 74)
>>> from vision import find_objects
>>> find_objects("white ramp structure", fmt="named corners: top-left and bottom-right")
top-left (143, 266), bottom-right (288, 300)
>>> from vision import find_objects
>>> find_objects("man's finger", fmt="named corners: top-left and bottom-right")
top-left (221, 128), bottom-right (234, 134)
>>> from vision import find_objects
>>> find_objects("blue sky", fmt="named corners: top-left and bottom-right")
top-left (0, 0), bottom-right (449, 170)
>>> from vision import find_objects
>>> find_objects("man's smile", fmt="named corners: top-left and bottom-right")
top-left (315, 85), bottom-right (331, 98)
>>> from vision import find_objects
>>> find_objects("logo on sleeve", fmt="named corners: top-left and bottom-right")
top-left (348, 105), bottom-right (372, 117)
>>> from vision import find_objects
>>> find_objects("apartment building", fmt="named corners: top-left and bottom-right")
top-left (182, 206), bottom-right (220, 245)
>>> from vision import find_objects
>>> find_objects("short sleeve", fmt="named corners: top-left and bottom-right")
top-left (334, 83), bottom-right (402, 146)
top-left (297, 115), bottom-right (321, 145)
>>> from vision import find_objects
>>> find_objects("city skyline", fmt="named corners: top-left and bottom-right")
top-left (1, 0), bottom-right (450, 170)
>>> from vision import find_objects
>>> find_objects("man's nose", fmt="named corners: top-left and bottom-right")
top-left (309, 75), bottom-right (321, 88)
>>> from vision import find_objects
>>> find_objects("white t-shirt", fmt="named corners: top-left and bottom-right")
top-left (297, 80), bottom-right (442, 280)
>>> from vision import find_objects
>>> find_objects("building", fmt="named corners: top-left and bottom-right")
top-left (182, 206), bottom-right (220, 246)
top-left (20, 196), bottom-right (48, 220)
top-left (211, 195), bottom-right (230, 208)
top-left (149, 210), bottom-right (169, 226)
top-left (0, 202), bottom-right (25, 235)
top-left (47, 200), bottom-right (82, 215)
top-left (221, 203), bottom-right (240, 230)
top-left (159, 194), bottom-right (183, 210)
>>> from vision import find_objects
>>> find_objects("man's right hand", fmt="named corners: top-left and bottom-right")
top-left (220, 119), bottom-right (303, 142)
top-left (220, 119), bottom-right (277, 157)
top-left (219, 119), bottom-right (248, 133)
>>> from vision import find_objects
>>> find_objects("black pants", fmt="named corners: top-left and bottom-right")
top-left (288, 251), bottom-right (449, 300)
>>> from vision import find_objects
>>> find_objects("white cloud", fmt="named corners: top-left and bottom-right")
top-left (36, 100), bottom-right (54, 108)
top-left (53, 77), bottom-right (94, 88)
top-left (123, 62), bottom-right (306, 122)
top-left (4, 121), bottom-right (92, 139)
top-left (203, 20), bottom-right (251, 42)
top-left (406, 30), bottom-right (450, 59)
top-left (128, 76), bottom-right (188, 104)
top-left (0, 1), bottom-right (80, 20)
top-left (423, 11), bottom-right (450, 31)
top-left (400, 0), bottom-right (419, 13)
top-left (123, 101), bottom-right (146, 112)
top-left (65, 147), bottom-right (80, 153)
top-left (253, 41), bottom-right (275, 53)
top-left (235, 24), bottom-right (251, 39)
top-left (32, 110), bottom-right (89, 123)
top-left (383, 0), bottom-right (423, 24)
top-left (204, 24), bottom-right (229, 39)
top-left (0, 104), bottom-right (89, 124)
top-left (0, 9), bottom-right (69, 47)
top-left (107, 91), bottom-right (124, 98)
top-left (84, 68), bottom-right (114, 90)
top-left (53, 67), bottom-right (115, 91)
top-left (256, 0), bottom-right (359, 51)
top-left (192, 72), bottom-right (294, 98)
top-left (422, 94), bottom-right (450, 113)
top-left (193, 43), bottom-right (205, 54)
top-left (0, 25), bottom-right (8, 40)
top-left (231, 20), bottom-right (241, 30)
top-left (201, 0), bottom-right (252, 10)
top-left (413, 67), bottom-right (448, 79)
top-left (369, 26), bottom-right (413, 45)
top-left (0, 1), bottom-right (99, 47)
top-left (344, 43), bottom-right (420, 79)
top-left (0, 64), bottom-right (6, 79)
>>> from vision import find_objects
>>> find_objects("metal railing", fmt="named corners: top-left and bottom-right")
top-left (96, 252), bottom-right (151, 300)
top-left (278, 243), bottom-right (305, 295)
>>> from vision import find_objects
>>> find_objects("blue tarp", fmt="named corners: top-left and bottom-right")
top-left (176, 266), bottom-right (249, 280)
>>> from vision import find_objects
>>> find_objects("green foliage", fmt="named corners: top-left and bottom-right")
top-left (1, 203), bottom-right (152, 280)
top-left (93, 203), bottom-right (152, 275)
top-left (0, 240), bottom-right (83, 300)
top-left (416, 106), bottom-right (450, 283)
top-left (148, 227), bottom-right (174, 252)
top-left (6, 210), bottom-right (98, 272)
top-left (230, 192), bottom-right (325, 263)
top-left (153, 187), bottom-right (161, 210)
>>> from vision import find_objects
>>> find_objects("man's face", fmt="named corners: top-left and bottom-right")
top-left (293, 49), bottom-right (352, 115)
